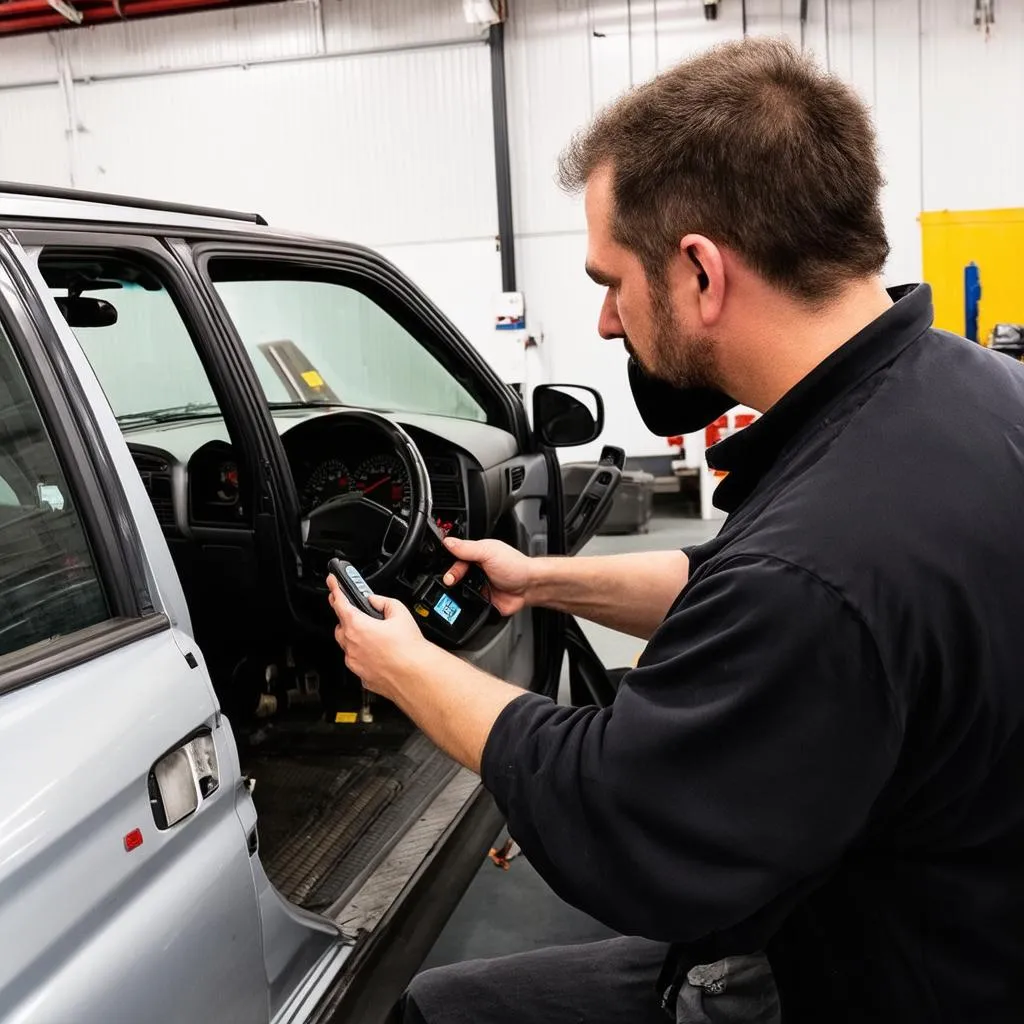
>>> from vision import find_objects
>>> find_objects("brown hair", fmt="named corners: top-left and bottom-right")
top-left (558, 36), bottom-right (890, 302)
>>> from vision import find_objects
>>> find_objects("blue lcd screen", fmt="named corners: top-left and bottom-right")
top-left (433, 592), bottom-right (462, 626)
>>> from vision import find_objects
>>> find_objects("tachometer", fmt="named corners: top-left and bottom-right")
top-left (301, 458), bottom-right (352, 513)
top-left (353, 454), bottom-right (410, 516)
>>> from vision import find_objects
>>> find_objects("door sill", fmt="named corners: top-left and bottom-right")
top-left (272, 942), bottom-right (353, 1024)
top-left (329, 767), bottom-right (482, 936)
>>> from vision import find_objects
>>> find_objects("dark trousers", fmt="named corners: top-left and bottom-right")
top-left (398, 937), bottom-right (671, 1024)
top-left (397, 938), bottom-right (782, 1024)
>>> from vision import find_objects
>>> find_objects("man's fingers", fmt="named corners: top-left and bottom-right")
top-left (443, 560), bottom-right (468, 588)
top-left (369, 594), bottom-right (393, 616)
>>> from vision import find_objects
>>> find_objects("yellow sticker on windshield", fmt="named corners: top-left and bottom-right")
top-left (335, 712), bottom-right (358, 724)
top-left (301, 370), bottom-right (325, 389)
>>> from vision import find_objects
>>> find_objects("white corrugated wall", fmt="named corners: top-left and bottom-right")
top-left (0, 0), bottom-right (1021, 458)
top-left (505, 0), bottom-right (1024, 459)
top-left (0, 0), bottom-right (515, 378)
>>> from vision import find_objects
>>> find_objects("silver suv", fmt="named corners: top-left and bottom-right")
top-left (0, 183), bottom-right (617, 1024)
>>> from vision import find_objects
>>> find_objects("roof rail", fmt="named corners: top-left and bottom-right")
top-left (0, 181), bottom-right (268, 227)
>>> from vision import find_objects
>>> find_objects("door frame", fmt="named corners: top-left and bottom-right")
top-left (0, 231), bottom-right (170, 691)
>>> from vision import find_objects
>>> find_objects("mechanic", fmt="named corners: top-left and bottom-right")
top-left (327, 36), bottom-right (1024, 1024)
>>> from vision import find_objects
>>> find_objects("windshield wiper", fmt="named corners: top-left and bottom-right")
top-left (268, 400), bottom-right (347, 410)
top-left (116, 402), bottom-right (223, 427)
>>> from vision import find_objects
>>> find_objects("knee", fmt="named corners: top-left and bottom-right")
top-left (399, 964), bottom-right (466, 1024)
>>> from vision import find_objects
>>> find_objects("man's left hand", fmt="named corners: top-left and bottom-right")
top-left (327, 574), bottom-right (429, 699)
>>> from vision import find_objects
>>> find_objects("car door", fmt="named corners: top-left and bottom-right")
top-left (0, 237), bottom-right (271, 1024)
top-left (179, 239), bottom-right (564, 698)
top-left (8, 228), bottom-right (352, 1024)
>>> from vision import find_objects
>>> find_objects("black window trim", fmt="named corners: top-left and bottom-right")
top-left (0, 233), bottom-right (165, 679)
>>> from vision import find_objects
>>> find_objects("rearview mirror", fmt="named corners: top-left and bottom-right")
top-left (532, 384), bottom-right (604, 448)
top-left (54, 295), bottom-right (118, 328)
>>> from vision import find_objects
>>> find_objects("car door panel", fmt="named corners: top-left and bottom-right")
top-left (0, 240), bottom-right (277, 1024)
top-left (0, 629), bottom-right (268, 1024)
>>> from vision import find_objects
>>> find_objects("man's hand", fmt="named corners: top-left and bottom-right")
top-left (442, 537), bottom-right (532, 616)
top-left (327, 574), bottom-right (429, 700)
top-left (325, 572), bottom-right (526, 774)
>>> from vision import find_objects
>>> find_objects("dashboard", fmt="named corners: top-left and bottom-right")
top-left (125, 409), bottom-right (517, 543)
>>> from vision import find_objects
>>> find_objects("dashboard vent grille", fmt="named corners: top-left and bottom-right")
top-left (432, 479), bottom-right (463, 507)
top-left (131, 452), bottom-right (170, 475)
top-left (148, 477), bottom-right (176, 529)
top-left (425, 456), bottom-right (459, 478)
top-left (508, 465), bottom-right (526, 491)
top-left (131, 451), bottom-right (176, 530)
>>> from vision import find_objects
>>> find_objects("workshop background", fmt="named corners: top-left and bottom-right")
top-left (0, 0), bottom-right (1020, 960)
top-left (1, 0), bottom-right (1021, 473)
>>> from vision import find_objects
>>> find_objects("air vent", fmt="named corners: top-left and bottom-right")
top-left (147, 475), bottom-right (176, 529)
top-left (432, 480), bottom-right (463, 507)
top-left (132, 452), bottom-right (170, 475)
top-left (132, 451), bottom-right (176, 530)
top-left (425, 456), bottom-right (459, 478)
top-left (508, 465), bottom-right (526, 491)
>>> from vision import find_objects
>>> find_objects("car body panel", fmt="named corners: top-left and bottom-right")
top-left (0, 186), bottom-right (604, 1024)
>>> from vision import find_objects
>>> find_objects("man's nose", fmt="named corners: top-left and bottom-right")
top-left (597, 289), bottom-right (623, 340)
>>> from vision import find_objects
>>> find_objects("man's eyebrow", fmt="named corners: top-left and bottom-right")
top-left (585, 263), bottom-right (617, 287)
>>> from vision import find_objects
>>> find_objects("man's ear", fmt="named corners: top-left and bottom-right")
top-left (687, 247), bottom-right (709, 291)
top-left (680, 234), bottom-right (725, 323)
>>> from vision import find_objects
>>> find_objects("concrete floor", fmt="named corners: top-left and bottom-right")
top-left (422, 511), bottom-right (719, 971)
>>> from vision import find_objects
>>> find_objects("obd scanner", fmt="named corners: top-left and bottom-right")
top-left (409, 565), bottom-right (492, 646)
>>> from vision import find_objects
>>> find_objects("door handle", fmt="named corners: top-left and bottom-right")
top-left (148, 730), bottom-right (220, 830)
top-left (564, 445), bottom-right (625, 555)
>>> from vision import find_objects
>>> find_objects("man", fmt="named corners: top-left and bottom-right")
top-left (327, 36), bottom-right (1024, 1023)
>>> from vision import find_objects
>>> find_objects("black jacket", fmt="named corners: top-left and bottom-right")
top-left (481, 285), bottom-right (1024, 1022)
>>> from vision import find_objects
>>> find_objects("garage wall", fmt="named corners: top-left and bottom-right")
top-left (0, 0), bottom-right (1021, 459)
top-left (0, 0), bottom-right (519, 380)
top-left (505, 0), bottom-right (1024, 458)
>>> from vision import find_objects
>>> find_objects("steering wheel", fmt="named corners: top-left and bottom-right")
top-left (301, 411), bottom-right (434, 588)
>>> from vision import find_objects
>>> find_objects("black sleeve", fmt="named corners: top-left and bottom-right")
top-left (480, 554), bottom-right (902, 943)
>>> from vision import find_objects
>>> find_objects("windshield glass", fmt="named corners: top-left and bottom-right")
top-left (44, 257), bottom-right (489, 429)
top-left (50, 279), bottom-right (222, 427)
top-left (210, 269), bottom-right (488, 424)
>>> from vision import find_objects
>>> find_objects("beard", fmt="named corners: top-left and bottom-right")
top-left (627, 277), bottom-right (719, 390)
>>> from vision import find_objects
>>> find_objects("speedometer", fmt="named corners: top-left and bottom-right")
top-left (353, 454), bottom-right (410, 516)
top-left (300, 458), bottom-right (352, 513)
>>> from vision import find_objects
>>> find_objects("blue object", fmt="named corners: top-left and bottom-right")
top-left (434, 592), bottom-right (462, 625)
top-left (964, 262), bottom-right (982, 342)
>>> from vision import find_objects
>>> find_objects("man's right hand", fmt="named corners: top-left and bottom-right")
top-left (442, 537), bottom-right (531, 617)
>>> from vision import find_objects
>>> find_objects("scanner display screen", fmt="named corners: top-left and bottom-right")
top-left (433, 592), bottom-right (462, 625)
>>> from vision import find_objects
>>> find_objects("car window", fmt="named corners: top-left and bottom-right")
top-left (40, 254), bottom-right (222, 429)
top-left (209, 269), bottom-right (488, 424)
top-left (0, 320), bottom-right (110, 659)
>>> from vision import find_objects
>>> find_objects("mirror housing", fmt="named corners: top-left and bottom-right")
top-left (54, 295), bottom-right (118, 328)
top-left (532, 384), bottom-right (604, 448)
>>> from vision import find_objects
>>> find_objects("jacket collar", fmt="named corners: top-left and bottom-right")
top-left (708, 284), bottom-right (934, 513)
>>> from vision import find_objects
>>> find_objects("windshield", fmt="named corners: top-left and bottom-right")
top-left (210, 270), bottom-right (488, 424)
top-left (49, 279), bottom-right (223, 427)
top-left (45, 258), bottom-right (488, 429)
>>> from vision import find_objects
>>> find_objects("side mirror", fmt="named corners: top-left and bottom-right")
top-left (54, 296), bottom-right (118, 328)
top-left (532, 384), bottom-right (604, 448)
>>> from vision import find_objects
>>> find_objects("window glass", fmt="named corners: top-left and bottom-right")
top-left (210, 271), bottom-right (488, 424)
top-left (39, 254), bottom-right (221, 429)
top-left (0, 322), bottom-right (109, 659)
